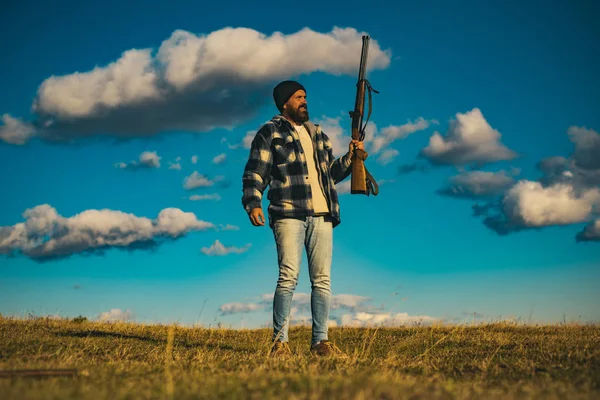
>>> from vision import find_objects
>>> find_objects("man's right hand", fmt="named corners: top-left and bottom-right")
top-left (249, 208), bottom-right (265, 226)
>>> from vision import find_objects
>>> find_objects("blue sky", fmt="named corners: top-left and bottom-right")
top-left (1, 0), bottom-right (599, 328)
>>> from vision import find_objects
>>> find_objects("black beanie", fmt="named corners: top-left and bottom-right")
top-left (273, 80), bottom-right (305, 111)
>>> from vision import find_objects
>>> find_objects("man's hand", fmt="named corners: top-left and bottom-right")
top-left (349, 139), bottom-right (365, 158)
top-left (249, 207), bottom-right (265, 226)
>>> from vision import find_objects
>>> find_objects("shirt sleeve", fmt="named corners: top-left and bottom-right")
top-left (241, 127), bottom-right (273, 213)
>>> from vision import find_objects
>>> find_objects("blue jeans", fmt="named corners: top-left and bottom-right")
top-left (271, 215), bottom-right (333, 345)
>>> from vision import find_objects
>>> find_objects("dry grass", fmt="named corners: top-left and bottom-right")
top-left (0, 315), bottom-right (598, 399)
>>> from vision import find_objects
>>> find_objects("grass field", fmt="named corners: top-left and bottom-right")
top-left (1, 315), bottom-right (598, 399)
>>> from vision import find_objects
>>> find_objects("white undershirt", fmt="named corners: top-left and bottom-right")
top-left (294, 124), bottom-right (330, 214)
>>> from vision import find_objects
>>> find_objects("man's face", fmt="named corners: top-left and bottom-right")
top-left (283, 90), bottom-right (309, 123)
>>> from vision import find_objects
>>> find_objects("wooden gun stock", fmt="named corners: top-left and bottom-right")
top-left (351, 154), bottom-right (368, 194)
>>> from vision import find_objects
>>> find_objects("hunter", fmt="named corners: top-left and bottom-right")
top-left (241, 80), bottom-right (363, 357)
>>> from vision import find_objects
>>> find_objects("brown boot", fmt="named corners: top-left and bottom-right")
top-left (310, 340), bottom-right (348, 358)
top-left (270, 341), bottom-right (292, 358)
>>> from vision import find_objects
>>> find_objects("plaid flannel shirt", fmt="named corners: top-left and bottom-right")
top-left (242, 114), bottom-right (353, 229)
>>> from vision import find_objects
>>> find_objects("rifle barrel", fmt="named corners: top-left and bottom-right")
top-left (358, 35), bottom-right (370, 80)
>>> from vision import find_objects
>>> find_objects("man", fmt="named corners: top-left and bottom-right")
top-left (241, 80), bottom-right (363, 358)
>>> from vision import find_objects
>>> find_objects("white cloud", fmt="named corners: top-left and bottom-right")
top-left (331, 294), bottom-right (372, 309)
top-left (503, 180), bottom-right (600, 227)
top-left (376, 149), bottom-right (399, 165)
top-left (314, 116), bottom-right (348, 158)
top-left (116, 151), bottom-right (161, 170)
top-left (168, 157), bottom-right (182, 170)
top-left (201, 239), bottom-right (251, 256)
top-left (313, 115), bottom-right (434, 160)
top-left (370, 117), bottom-right (435, 154)
top-left (183, 171), bottom-right (225, 189)
top-left (35, 49), bottom-right (160, 119)
top-left (212, 153), bottom-right (226, 164)
top-left (437, 170), bottom-right (516, 199)
top-left (155, 26), bottom-right (390, 90)
top-left (219, 292), bottom-right (391, 326)
top-left (191, 155), bottom-right (198, 164)
top-left (223, 131), bottom-right (255, 150)
top-left (481, 180), bottom-right (600, 235)
top-left (220, 302), bottom-right (260, 315)
top-left (421, 108), bottom-right (517, 166)
top-left (216, 292), bottom-right (374, 318)
top-left (97, 308), bottom-right (134, 322)
top-left (0, 204), bottom-right (215, 261)
top-left (0, 114), bottom-right (36, 145)
top-left (478, 125), bottom-right (600, 239)
top-left (139, 151), bottom-right (161, 168)
top-left (227, 114), bottom-right (429, 167)
top-left (189, 194), bottom-right (221, 201)
top-left (537, 127), bottom-right (600, 190)
top-left (335, 180), bottom-right (352, 195)
top-left (242, 131), bottom-right (255, 149)
top-left (217, 224), bottom-right (239, 231)
top-left (340, 311), bottom-right (437, 327)
top-left (257, 292), bottom-right (371, 313)
top-left (156, 208), bottom-right (214, 237)
top-left (11, 26), bottom-right (390, 144)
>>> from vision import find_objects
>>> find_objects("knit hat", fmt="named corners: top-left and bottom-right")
top-left (273, 80), bottom-right (306, 111)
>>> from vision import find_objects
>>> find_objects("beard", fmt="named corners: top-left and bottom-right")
top-left (287, 104), bottom-right (309, 124)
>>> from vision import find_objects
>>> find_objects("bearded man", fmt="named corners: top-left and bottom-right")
top-left (241, 80), bottom-right (363, 357)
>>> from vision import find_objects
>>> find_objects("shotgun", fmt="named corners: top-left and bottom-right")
top-left (349, 35), bottom-right (379, 196)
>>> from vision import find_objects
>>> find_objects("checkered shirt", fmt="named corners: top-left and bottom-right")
top-left (241, 114), bottom-right (352, 228)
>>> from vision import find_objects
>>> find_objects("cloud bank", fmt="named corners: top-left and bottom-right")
top-left (219, 292), bottom-right (373, 316)
top-left (220, 302), bottom-right (260, 315)
top-left (201, 239), bottom-right (251, 256)
top-left (480, 180), bottom-right (600, 235)
top-left (437, 170), bottom-right (517, 199)
top-left (0, 204), bottom-right (216, 261)
top-left (340, 311), bottom-right (437, 327)
top-left (369, 117), bottom-right (436, 155)
top-left (97, 308), bottom-right (135, 322)
top-left (219, 292), bottom-right (437, 327)
top-left (472, 126), bottom-right (600, 240)
top-left (1, 26), bottom-right (391, 145)
top-left (311, 116), bottom-right (435, 162)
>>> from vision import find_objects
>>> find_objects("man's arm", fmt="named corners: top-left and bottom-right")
top-left (323, 132), bottom-right (352, 184)
top-left (241, 126), bottom-right (273, 214)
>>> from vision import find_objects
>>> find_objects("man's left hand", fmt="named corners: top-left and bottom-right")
top-left (349, 139), bottom-right (364, 158)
